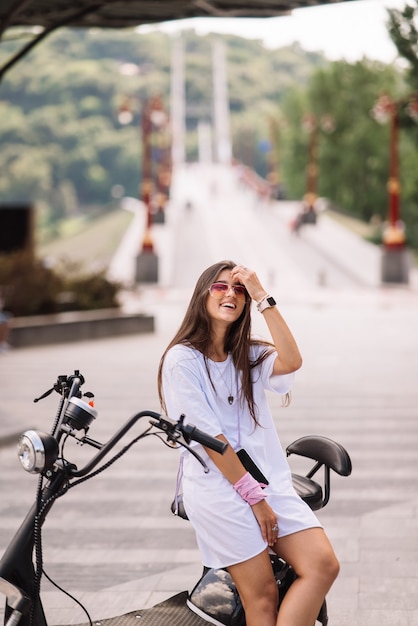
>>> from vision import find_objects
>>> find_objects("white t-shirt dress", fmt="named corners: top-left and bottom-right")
top-left (162, 342), bottom-right (321, 569)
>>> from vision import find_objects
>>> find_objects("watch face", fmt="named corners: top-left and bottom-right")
top-left (267, 296), bottom-right (276, 306)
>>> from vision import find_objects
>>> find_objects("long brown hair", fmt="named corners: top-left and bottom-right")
top-left (157, 260), bottom-right (275, 423)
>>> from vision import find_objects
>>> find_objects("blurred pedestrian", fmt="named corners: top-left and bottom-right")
top-left (0, 291), bottom-right (10, 352)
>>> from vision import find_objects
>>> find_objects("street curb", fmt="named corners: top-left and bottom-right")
top-left (8, 309), bottom-right (155, 348)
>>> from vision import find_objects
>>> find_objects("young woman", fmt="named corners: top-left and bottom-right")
top-left (158, 260), bottom-right (339, 626)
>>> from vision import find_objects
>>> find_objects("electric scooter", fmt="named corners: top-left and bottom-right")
top-left (0, 370), bottom-right (351, 626)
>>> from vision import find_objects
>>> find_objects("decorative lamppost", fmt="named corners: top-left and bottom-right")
top-left (118, 95), bottom-right (170, 283)
top-left (266, 116), bottom-right (282, 200)
top-left (152, 106), bottom-right (172, 225)
top-left (301, 113), bottom-right (335, 222)
top-left (372, 92), bottom-right (418, 283)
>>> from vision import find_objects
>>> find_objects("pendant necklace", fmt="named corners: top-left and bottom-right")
top-left (214, 356), bottom-right (235, 405)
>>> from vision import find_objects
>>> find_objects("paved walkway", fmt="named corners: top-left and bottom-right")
top-left (1, 164), bottom-right (418, 626)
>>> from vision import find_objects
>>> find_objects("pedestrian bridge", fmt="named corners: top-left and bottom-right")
top-left (108, 162), bottom-right (417, 295)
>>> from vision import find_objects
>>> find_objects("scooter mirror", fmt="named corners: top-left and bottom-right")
top-left (17, 430), bottom-right (59, 474)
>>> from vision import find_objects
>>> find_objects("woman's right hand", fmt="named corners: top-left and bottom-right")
top-left (251, 499), bottom-right (279, 547)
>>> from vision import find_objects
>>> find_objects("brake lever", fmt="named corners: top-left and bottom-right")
top-left (34, 373), bottom-right (74, 403)
top-left (175, 439), bottom-right (210, 473)
top-left (149, 416), bottom-right (210, 473)
top-left (33, 387), bottom-right (55, 403)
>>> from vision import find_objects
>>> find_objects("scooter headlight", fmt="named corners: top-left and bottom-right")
top-left (17, 430), bottom-right (59, 474)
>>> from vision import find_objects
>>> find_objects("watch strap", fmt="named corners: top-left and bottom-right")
top-left (256, 295), bottom-right (276, 313)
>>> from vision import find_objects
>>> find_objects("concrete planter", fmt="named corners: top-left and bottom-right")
top-left (9, 309), bottom-right (154, 348)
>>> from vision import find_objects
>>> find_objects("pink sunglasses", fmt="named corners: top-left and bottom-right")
top-left (208, 282), bottom-right (247, 299)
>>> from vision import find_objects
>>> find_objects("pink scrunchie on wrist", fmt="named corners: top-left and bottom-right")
top-left (233, 471), bottom-right (267, 505)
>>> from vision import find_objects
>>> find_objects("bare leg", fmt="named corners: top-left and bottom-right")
top-left (274, 528), bottom-right (339, 626)
top-left (227, 549), bottom-right (278, 626)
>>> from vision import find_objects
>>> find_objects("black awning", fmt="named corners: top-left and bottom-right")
top-left (1, 1), bottom-right (358, 30)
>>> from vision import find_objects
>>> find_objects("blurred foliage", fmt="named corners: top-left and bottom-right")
top-left (0, 20), bottom-right (417, 248)
top-left (61, 267), bottom-right (120, 312)
top-left (0, 28), bottom-right (324, 211)
top-left (387, 0), bottom-right (418, 89)
top-left (0, 252), bottom-right (62, 316)
top-left (0, 251), bottom-right (120, 316)
top-left (281, 61), bottom-right (403, 220)
top-left (386, 0), bottom-right (418, 247)
top-left (280, 56), bottom-right (418, 247)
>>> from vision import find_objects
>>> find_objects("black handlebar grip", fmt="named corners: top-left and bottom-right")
top-left (183, 424), bottom-right (228, 454)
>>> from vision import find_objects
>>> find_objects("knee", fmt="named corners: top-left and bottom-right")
top-left (242, 576), bottom-right (278, 615)
top-left (256, 576), bottom-right (278, 607)
top-left (264, 576), bottom-right (279, 605)
top-left (296, 547), bottom-right (339, 590)
top-left (317, 550), bottom-right (340, 587)
top-left (255, 578), bottom-right (278, 618)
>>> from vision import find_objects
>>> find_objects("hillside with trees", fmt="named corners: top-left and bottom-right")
top-left (0, 13), bottom-right (417, 248)
top-left (0, 29), bottom-right (324, 214)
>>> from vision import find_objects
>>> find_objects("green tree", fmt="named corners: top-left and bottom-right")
top-left (387, 0), bottom-right (418, 88)
top-left (386, 1), bottom-right (418, 246)
top-left (280, 59), bottom-right (415, 227)
top-left (0, 28), bottom-right (171, 212)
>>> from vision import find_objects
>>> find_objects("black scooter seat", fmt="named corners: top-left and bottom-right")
top-left (291, 474), bottom-right (323, 511)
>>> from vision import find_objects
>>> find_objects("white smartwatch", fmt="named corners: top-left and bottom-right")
top-left (256, 295), bottom-right (276, 313)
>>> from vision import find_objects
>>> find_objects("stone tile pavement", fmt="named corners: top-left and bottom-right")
top-left (1, 281), bottom-right (418, 626)
top-left (1, 164), bottom-right (418, 625)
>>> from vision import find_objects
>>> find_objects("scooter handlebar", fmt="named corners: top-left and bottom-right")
top-left (151, 414), bottom-right (227, 455)
top-left (181, 423), bottom-right (227, 454)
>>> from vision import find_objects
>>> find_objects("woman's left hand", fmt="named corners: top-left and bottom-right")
top-left (250, 499), bottom-right (279, 547)
top-left (230, 265), bottom-right (267, 304)
top-left (231, 264), bottom-right (302, 375)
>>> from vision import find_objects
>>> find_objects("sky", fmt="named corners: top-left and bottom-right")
top-left (137, 0), bottom-right (409, 64)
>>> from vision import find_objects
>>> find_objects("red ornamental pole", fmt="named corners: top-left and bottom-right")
top-left (372, 93), bottom-right (417, 282)
top-left (306, 122), bottom-right (319, 207)
top-left (385, 106), bottom-right (403, 246)
top-left (302, 113), bottom-right (318, 209)
top-left (140, 100), bottom-right (154, 253)
top-left (373, 94), bottom-right (405, 248)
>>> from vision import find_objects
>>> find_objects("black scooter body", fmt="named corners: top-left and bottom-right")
top-left (0, 371), bottom-right (351, 626)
